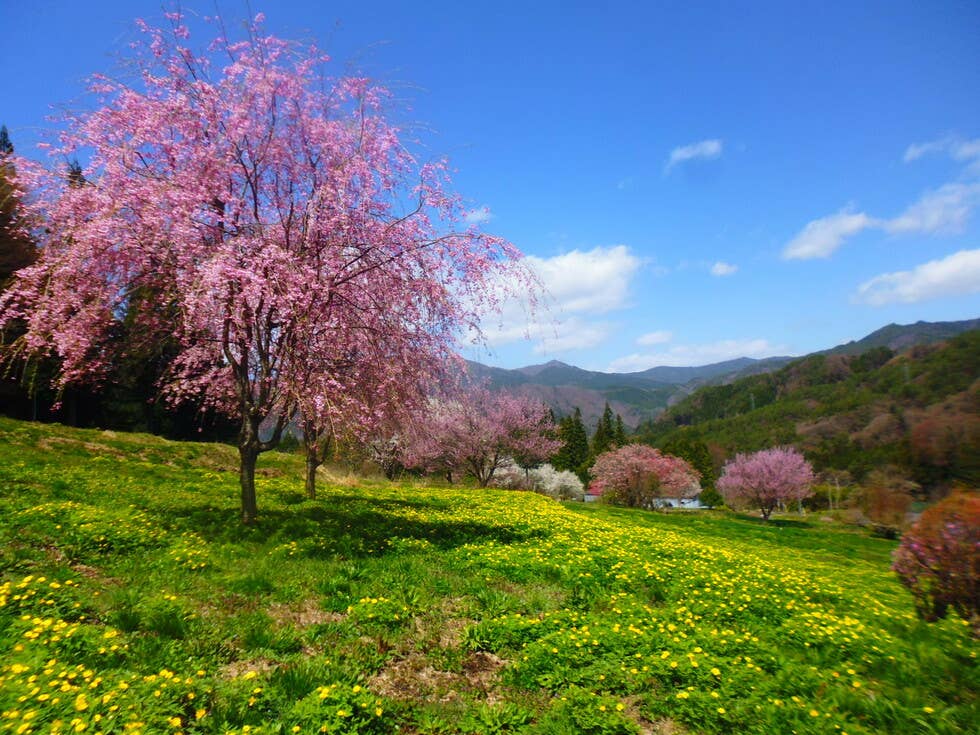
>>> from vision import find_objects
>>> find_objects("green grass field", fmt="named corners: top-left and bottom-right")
top-left (0, 417), bottom-right (975, 734)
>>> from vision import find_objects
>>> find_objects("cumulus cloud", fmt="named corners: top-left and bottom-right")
top-left (533, 318), bottom-right (612, 354)
top-left (884, 182), bottom-right (980, 235)
top-left (464, 206), bottom-right (492, 225)
top-left (525, 245), bottom-right (642, 315)
top-left (783, 133), bottom-right (980, 261)
top-left (607, 338), bottom-right (785, 372)
top-left (782, 209), bottom-right (876, 260)
top-left (482, 316), bottom-right (613, 353)
top-left (903, 135), bottom-right (980, 164)
top-left (855, 249), bottom-right (980, 306)
top-left (710, 261), bottom-right (738, 276)
top-left (481, 245), bottom-right (642, 353)
top-left (636, 330), bottom-right (673, 346)
top-left (665, 139), bottom-right (723, 173)
top-left (783, 184), bottom-right (980, 260)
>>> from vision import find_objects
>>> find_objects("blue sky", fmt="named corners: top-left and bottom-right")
top-left (3, 1), bottom-right (979, 371)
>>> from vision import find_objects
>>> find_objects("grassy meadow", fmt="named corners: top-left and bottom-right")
top-left (0, 416), bottom-right (975, 734)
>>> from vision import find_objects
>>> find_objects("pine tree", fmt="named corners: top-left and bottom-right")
top-left (554, 407), bottom-right (589, 474)
top-left (0, 125), bottom-right (36, 286)
top-left (592, 402), bottom-right (616, 457)
top-left (661, 435), bottom-right (718, 493)
top-left (613, 413), bottom-right (628, 447)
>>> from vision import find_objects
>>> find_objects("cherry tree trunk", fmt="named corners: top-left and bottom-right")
top-left (305, 455), bottom-right (320, 500)
top-left (239, 416), bottom-right (261, 524)
top-left (239, 444), bottom-right (260, 524)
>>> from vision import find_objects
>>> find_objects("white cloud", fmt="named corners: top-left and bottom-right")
top-left (525, 245), bottom-right (642, 315)
top-left (482, 315), bottom-right (613, 354)
top-left (464, 206), bottom-right (492, 225)
top-left (782, 209), bottom-right (876, 260)
top-left (855, 249), bottom-right (980, 306)
top-left (481, 245), bottom-right (642, 352)
top-left (608, 338), bottom-right (785, 372)
top-left (883, 182), bottom-right (980, 235)
top-left (533, 318), bottom-right (612, 354)
top-left (710, 261), bottom-right (738, 276)
top-left (636, 330), bottom-right (672, 346)
top-left (903, 135), bottom-right (980, 164)
top-left (665, 139), bottom-right (723, 173)
top-left (783, 134), bottom-right (980, 262)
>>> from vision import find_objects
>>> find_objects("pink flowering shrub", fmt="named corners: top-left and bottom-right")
top-left (405, 389), bottom-right (559, 487)
top-left (589, 444), bottom-right (700, 509)
top-left (717, 446), bottom-right (815, 521)
top-left (892, 491), bottom-right (979, 626)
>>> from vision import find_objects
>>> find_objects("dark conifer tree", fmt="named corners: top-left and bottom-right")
top-left (554, 406), bottom-right (589, 473)
top-left (592, 402), bottom-right (616, 457)
top-left (0, 126), bottom-right (36, 286)
top-left (613, 413), bottom-right (628, 447)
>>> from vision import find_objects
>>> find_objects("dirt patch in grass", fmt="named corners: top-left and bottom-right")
top-left (437, 616), bottom-right (473, 649)
top-left (267, 599), bottom-right (346, 627)
top-left (407, 597), bottom-right (472, 650)
top-left (460, 651), bottom-right (506, 690)
top-left (645, 718), bottom-right (690, 734)
top-left (369, 651), bottom-right (507, 703)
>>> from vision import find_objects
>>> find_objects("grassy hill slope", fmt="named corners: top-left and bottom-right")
top-left (0, 418), bottom-right (975, 734)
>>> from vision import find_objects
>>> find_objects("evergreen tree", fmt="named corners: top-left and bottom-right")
top-left (0, 125), bottom-right (40, 419)
top-left (613, 413), bottom-right (628, 447)
top-left (0, 125), bottom-right (36, 286)
top-left (660, 435), bottom-right (716, 488)
top-left (591, 402), bottom-right (616, 457)
top-left (554, 407), bottom-right (589, 474)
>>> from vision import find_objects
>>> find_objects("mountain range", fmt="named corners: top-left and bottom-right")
top-left (470, 319), bottom-right (979, 429)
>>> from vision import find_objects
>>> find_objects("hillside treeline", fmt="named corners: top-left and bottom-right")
top-left (636, 332), bottom-right (980, 491)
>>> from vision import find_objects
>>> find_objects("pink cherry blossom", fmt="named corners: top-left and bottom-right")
top-left (0, 14), bottom-right (532, 522)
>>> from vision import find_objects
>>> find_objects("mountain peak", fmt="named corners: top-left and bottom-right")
top-left (515, 359), bottom-right (574, 376)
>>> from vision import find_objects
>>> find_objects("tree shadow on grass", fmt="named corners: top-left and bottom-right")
top-left (729, 513), bottom-right (814, 530)
top-left (160, 495), bottom-right (543, 558)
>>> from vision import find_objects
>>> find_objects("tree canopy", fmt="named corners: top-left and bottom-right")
top-left (0, 15), bottom-right (531, 522)
top-left (717, 446), bottom-right (815, 520)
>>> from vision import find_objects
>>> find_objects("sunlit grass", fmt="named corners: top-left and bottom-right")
top-left (0, 416), bottom-right (975, 733)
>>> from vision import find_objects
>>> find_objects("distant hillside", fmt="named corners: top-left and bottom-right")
top-left (821, 319), bottom-right (980, 356)
top-left (470, 318), bottom-right (978, 431)
top-left (634, 356), bottom-right (795, 385)
top-left (636, 330), bottom-right (980, 487)
top-left (466, 357), bottom-right (793, 429)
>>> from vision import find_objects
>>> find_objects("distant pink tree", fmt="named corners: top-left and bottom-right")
top-left (290, 320), bottom-right (450, 499)
top-left (0, 14), bottom-right (530, 522)
top-left (589, 444), bottom-right (700, 508)
top-left (406, 388), bottom-right (560, 487)
top-left (717, 446), bottom-right (815, 520)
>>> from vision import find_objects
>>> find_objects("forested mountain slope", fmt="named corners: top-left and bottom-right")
top-left (636, 331), bottom-right (980, 487)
